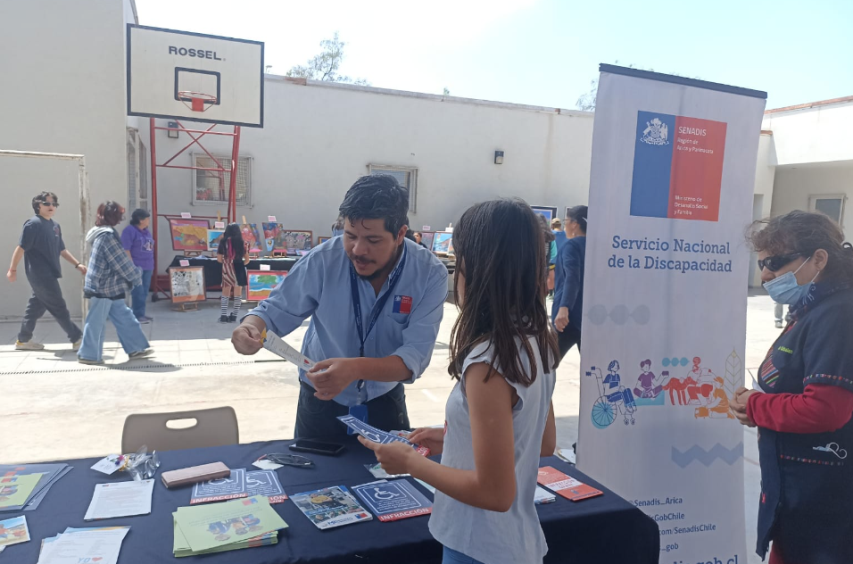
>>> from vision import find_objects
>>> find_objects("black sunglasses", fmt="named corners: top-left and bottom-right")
top-left (40, 201), bottom-right (59, 208)
top-left (256, 453), bottom-right (314, 468)
top-left (757, 253), bottom-right (800, 272)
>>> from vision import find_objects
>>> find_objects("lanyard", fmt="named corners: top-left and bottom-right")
top-left (350, 244), bottom-right (407, 358)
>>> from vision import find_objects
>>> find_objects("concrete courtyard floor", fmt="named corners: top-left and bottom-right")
top-left (0, 292), bottom-right (778, 562)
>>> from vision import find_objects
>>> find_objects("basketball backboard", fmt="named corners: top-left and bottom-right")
top-left (127, 25), bottom-right (264, 127)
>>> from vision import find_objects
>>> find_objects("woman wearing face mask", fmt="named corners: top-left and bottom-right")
top-left (731, 210), bottom-right (853, 564)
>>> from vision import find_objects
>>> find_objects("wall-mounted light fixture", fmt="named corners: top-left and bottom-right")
top-left (494, 150), bottom-right (504, 164)
top-left (167, 121), bottom-right (179, 139)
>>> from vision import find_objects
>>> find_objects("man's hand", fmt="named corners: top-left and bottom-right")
top-left (555, 307), bottom-right (569, 332)
top-left (307, 358), bottom-right (360, 401)
top-left (408, 427), bottom-right (445, 456)
top-left (231, 322), bottom-right (264, 355)
top-left (6, 269), bottom-right (16, 283)
top-left (358, 436), bottom-right (418, 476)
top-left (76, 264), bottom-right (87, 276)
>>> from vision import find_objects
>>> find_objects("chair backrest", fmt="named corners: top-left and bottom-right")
top-left (121, 407), bottom-right (239, 453)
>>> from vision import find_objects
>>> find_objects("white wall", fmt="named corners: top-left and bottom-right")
top-left (144, 78), bottom-right (595, 271)
top-left (771, 162), bottom-right (853, 238)
top-left (762, 101), bottom-right (853, 166)
top-left (0, 0), bottom-right (131, 319)
top-left (748, 133), bottom-right (777, 286)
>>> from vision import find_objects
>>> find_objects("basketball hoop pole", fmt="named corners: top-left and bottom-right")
top-left (149, 118), bottom-right (243, 299)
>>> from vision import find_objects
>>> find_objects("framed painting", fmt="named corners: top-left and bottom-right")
top-left (419, 231), bottom-right (436, 251)
top-left (531, 206), bottom-right (558, 223)
top-left (247, 270), bottom-right (287, 301)
top-left (317, 236), bottom-right (331, 246)
top-left (432, 232), bottom-right (454, 254)
top-left (261, 222), bottom-right (282, 252)
top-left (274, 230), bottom-right (313, 254)
top-left (240, 223), bottom-right (262, 253)
top-left (207, 229), bottom-right (224, 252)
top-left (169, 218), bottom-right (209, 251)
top-left (168, 266), bottom-right (206, 303)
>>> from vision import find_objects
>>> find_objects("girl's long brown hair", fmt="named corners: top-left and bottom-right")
top-left (449, 198), bottom-right (559, 385)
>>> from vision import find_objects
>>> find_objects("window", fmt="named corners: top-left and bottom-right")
top-left (126, 128), bottom-right (148, 212)
top-left (810, 194), bottom-right (845, 225)
top-left (192, 153), bottom-right (252, 206)
top-left (368, 164), bottom-right (418, 213)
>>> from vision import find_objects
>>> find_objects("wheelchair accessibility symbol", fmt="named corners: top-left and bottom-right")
top-left (372, 487), bottom-right (401, 501)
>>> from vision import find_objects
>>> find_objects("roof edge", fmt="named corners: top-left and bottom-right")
top-left (765, 95), bottom-right (853, 115)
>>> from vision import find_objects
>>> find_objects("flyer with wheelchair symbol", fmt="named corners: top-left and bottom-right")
top-left (351, 479), bottom-right (432, 522)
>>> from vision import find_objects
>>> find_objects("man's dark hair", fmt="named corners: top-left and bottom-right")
top-left (130, 208), bottom-right (150, 226)
top-left (32, 191), bottom-right (58, 214)
top-left (338, 175), bottom-right (409, 235)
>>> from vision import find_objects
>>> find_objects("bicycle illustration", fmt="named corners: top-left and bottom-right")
top-left (586, 360), bottom-right (637, 428)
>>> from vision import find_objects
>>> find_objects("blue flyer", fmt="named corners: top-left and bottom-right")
top-left (351, 479), bottom-right (432, 522)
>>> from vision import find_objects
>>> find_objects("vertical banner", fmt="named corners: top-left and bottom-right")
top-left (578, 65), bottom-right (766, 564)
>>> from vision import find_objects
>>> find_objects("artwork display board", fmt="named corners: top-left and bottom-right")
top-left (169, 219), bottom-right (210, 251)
top-left (168, 266), bottom-right (206, 303)
top-left (247, 270), bottom-right (287, 301)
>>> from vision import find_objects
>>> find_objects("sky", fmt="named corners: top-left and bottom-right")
top-left (135, 0), bottom-right (853, 111)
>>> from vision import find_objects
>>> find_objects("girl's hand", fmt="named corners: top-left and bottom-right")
top-left (358, 436), bottom-right (418, 475)
top-left (408, 427), bottom-right (445, 455)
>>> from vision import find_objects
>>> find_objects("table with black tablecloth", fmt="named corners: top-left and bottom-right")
top-left (9, 438), bottom-right (659, 563)
top-left (167, 256), bottom-right (299, 289)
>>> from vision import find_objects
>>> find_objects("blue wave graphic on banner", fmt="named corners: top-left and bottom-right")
top-left (671, 443), bottom-right (743, 468)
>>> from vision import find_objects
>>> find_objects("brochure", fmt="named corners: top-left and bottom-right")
top-left (290, 486), bottom-right (373, 530)
top-left (84, 479), bottom-right (154, 520)
top-left (352, 479), bottom-right (432, 522)
top-left (190, 469), bottom-right (286, 504)
top-left (537, 467), bottom-right (603, 502)
top-left (173, 496), bottom-right (287, 553)
top-left (0, 473), bottom-right (43, 509)
top-left (0, 515), bottom-right (30, 548)
top-left (337, 415), bottom-right (430, 455)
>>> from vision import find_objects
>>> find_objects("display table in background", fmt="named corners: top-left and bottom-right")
top-left (9, 438), bottom-right (659, 564)
top-left (166, 256), bottom-right (299, 290)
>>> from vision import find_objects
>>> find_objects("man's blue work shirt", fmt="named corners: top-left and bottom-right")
top-left (249, 237), bottom-right (448, 406)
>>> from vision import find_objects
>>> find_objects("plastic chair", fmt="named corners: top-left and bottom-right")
top-left (121, 406), bottom-right (239, 453)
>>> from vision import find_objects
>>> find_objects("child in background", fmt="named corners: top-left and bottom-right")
top-left (359, 198), bottom-right (558, 564)
top-left (216, 223), bottom-right (250, 323)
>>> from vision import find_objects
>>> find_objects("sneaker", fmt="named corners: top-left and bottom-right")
top-left (774, 321), bottom-right (783, 329)
top-left (228, 313), bottom-right (237, 323)
top-left (138, 316), bottom-right (153, 324)
top-left (15, 340), bottom-right (45, 351)
top-left (129, 349), bottom-right (154, 360)
top-left (218, 315), bottom-right (229, 323)
top-left (78, 357), bottom-right (104, 365)
top-left (72, 339), bottom-right (81, 352)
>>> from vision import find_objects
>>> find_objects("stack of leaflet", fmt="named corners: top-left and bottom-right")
top-left (172, 495), bottom-right (287, 557)
top-left (36, 526), bottom-right (129, 564)
top-left (0, 463), bottom-right (71, 512)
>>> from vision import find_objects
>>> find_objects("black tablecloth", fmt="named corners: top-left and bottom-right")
top-left (167, 256), bottom-right (299, 288)
top-left (10, 439), bottom-right (658, 563)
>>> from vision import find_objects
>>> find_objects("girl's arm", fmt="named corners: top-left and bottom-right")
top-left (541, 402), bottom-right (556, 456)
top-left (361, 362), bottom-right (517, 512)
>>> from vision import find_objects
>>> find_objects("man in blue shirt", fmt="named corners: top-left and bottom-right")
top-left (232, 175), bottom-right (448, 440)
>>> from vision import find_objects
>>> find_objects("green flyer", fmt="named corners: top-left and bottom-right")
top-left (0, 474), bottom-right (43, 509)
top-left (173, 495), bottom-right (287, 553)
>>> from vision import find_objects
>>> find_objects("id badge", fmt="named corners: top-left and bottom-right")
top-left (347, 404), bottom-right (368, 435)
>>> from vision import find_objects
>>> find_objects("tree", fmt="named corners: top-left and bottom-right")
top-left (576, 62), bottom-right (649, 111)
top-left (286, 32), bottom-right (370, 85)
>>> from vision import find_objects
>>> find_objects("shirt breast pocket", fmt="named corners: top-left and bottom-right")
top-left (387, 312), bottom-right (410, 326)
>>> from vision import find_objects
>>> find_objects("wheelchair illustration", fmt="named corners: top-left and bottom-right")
top-left (586, 361), bottom-right (637, 428)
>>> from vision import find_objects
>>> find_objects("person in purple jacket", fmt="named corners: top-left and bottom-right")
top-left (121, 209), bottom-right (155, 323)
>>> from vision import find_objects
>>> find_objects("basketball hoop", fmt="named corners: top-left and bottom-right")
top-left (177, 91), bottom-right (217, 113)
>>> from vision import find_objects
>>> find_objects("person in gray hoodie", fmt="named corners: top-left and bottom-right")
top-left (77, 201), bottom-right (153, 365)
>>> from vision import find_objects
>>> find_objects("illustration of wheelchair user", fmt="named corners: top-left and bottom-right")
top-left (586, 360), bottom-right (638, 428)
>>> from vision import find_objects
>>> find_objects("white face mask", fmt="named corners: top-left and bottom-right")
top-left (763, 257), bottom-right (818, 305)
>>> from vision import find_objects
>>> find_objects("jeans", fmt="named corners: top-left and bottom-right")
top-left (442, 546), bottom-right (486, 564)
top-left (18, 275), bottom-right (82, 343)
top-left (294, 381), bottom-right (410, 441)
top-left (131, 269), bottom-right (153, 319)
top-left (78, 297), bottom-right (150, 361)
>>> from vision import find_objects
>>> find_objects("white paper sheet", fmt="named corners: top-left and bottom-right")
top-left (262, 330), bottom-right (316, 370)
top-left (37, 527), bottom-right (129, 564)
top-left (84, 480), bottom-right (154, 521)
